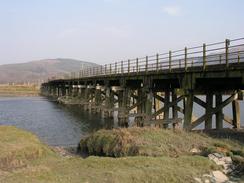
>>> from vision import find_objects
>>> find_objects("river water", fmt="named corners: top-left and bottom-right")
top-left (0, 96), bottom-right (243, 147)
top-left (0, 97), bottom-right (105, 146)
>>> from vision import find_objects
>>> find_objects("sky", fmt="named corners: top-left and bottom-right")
top-left (0, 0), bottom-right (244, 65)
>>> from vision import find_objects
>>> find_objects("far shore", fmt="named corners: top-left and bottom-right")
top-left (0, 84), bottom-right (40, 97)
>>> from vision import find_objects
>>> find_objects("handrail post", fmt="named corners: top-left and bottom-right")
top-left (203, 43), bottom-right (206, 71)
top-left (238, 51), bottom-right (240, 64)
top-left (156, 54), bottom-right (159, 72)
top-left (105, 64), bottom-right (107, 75)
top-left (115, 62), bottom-right (117, 74)
top-left (110, 64), bottom-right (112, 76)
top-left (121, 61), bottom-right (123, 74)
top-left (219, 55), bottom-right (222, 64)
top-left (136, 58), bottom-right (139, 74)
top-left (169, 51), bottom-right (172, 72)
top-left (128, 59), bottom-right (130, 74)
top-left (184, 47), bottom-right (187, 71)
top-left (225, 39), bottom-right (230, 69)
top-left (100, 65), bottom-right (103, 75)
top-left (146, 56), bottom-right (148, 73)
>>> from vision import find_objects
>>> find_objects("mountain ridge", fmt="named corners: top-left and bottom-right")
top-left (0, 58), bottom-right (98, 84)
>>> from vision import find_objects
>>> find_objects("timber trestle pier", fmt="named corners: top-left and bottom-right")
top-left (41, 38), bottom-right (244, 130)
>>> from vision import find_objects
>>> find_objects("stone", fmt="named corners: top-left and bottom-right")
top-left (212, 171), bottom-right (229, 183)
top-left (208, 153), bottom-right (234, 175)
top-left (190, 148), bottom-right (201, 154)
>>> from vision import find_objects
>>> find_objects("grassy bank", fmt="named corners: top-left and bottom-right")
top-left (0, 126), bottom-right (227, 183)
top-left (0, 85), bottom-right (39, 96)
top-left (79, 128), bottom-right (244, 158)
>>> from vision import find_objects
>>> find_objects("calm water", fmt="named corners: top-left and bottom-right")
top-left (0, 96), bottom-right (243, 146)
top-left (0, 97), bottom-right (105, 146)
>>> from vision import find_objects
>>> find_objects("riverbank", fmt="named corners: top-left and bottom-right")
top-left (0, 126), bottom-right (243, 182)
top-left (0, 84), bottom-right (39, 96)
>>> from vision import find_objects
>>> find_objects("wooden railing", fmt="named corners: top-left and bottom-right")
top-left (54, 38), bottom-right (244, 80)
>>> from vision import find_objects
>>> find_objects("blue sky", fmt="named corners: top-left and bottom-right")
top-left (0, 0), bottom-right (243, 65)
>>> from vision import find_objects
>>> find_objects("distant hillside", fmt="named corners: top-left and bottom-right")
top-left (0, 58), bottom-right (98, 84)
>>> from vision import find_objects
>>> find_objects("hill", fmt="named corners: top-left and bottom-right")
top-left (0, 58), bottom-right (98, 84)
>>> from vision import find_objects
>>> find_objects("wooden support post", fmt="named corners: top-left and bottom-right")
top-left (65, 87), bottom-right (69, 96)
top-left (84, 88), bottom-right (90, 111)
top-left (155, 92), bottom-right (161, 119)
top-left (95, 88), bottom-right (102, 113)
top-left (104, 88), bottom-right (114, 118)
top-left (145, 89), bottom-right (153, 121)
top-left (137, 89), bottom-right (143, 114)
top-left (216, 93), bottom-right (223, 129)
top-left (172, 90), bottom-right (178, 119)
top-left (61, 86), bottom-right (66, 96)
top-left (232, 100), bottom-right (241, 129)
top-left (118, 89), bottom-right (128, 127)
top-left (69, 84), bottom-right (73, 96)
top-left (184, 91), bottom-right (193, 130)
top-left (205, 92), bottom-right (213, 130)
top-left (163, 90), bottom-right (170, 128)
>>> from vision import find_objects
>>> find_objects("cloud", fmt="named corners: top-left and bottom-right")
top-left (162, 5), bottom-right (181, 16)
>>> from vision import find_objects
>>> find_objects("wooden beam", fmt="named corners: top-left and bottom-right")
top-left (223, 115), bottom-right (233, 125)
top-left (205, 92), bottom-right (213, 130)
top-left (190, 93), bottom-right (238, 129)
top-left (232, 100), bottom-right (241, 129)
top-left (194, 96), bottom-right (207, 108)
top-left (216, 93), bottom-right (223, 129)
top-left (184, 92), bottom-right (193, 129)
top-left (153, 93), bottom-right (165, 103)
top-left (151, 95), bottom-right (184, 118)
top-left (128, 97), bottom-right (147, 111)
top-left (172, 90), bottom-right (178, 119)
top-left (176, 106), bottom-right (185, 114)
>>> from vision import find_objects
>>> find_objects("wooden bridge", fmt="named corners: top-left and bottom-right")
top-left (41, 38), bottom-right (244, 130)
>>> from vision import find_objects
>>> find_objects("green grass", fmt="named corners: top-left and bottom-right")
top-left (0, 126), bottom-right (221, 183)
top-left (79, 127), bottom-right (244, 158)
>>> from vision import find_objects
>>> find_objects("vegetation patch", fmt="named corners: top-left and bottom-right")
top-left (79, 127), bottom-right (244, 158)
top-left (1, 126), bottom-right (243, 182)
top-left (0, 126), bottom-right (53, 170)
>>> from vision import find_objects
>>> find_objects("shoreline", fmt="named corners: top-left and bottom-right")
top-left (0, 125), bottom-right (243, 182)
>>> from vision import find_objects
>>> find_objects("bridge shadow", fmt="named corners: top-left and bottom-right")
top-left (196, 128), bottom-right (244, 144)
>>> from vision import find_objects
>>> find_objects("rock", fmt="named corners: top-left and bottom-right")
top-left (208, 153), bottom-right (233, 174)
top-left (190, 148), bottom-right (201, 154)
top-left (212, 171), bottom-right (229, 183)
